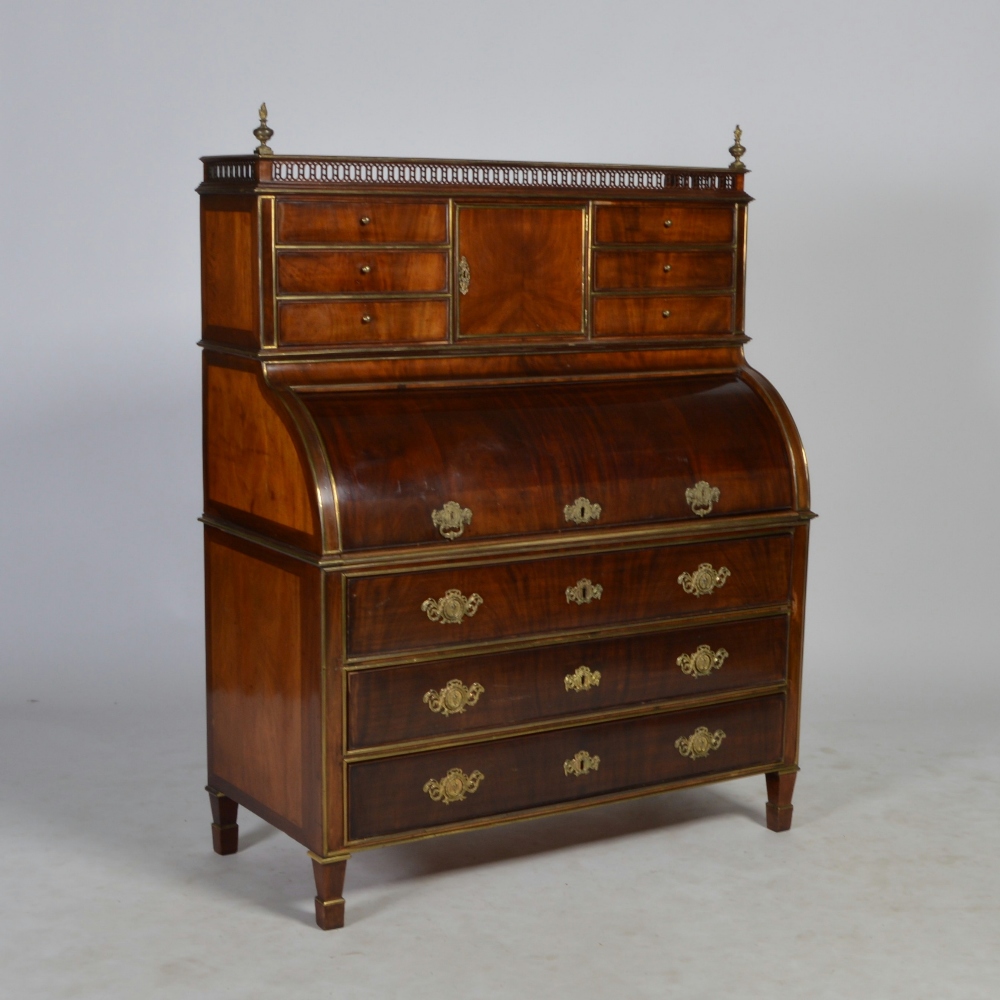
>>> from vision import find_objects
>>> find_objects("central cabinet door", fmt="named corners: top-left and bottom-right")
top-left (457, 206), bottom-right (586, 337)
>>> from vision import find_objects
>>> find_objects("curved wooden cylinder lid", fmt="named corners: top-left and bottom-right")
top-left (301, 374), bottom-right (795, 552)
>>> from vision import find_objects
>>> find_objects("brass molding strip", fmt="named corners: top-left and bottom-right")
top-left (201, 508), bottom-right (813, 573)
top-left (343, 681), bottom-right (788, 762)
top-left (590, 287), bottom-right (736, 298)
top-left (275, 292), bottom-right (452, 302)
top-left (307, 850), bottom-right (351, 865)
top-left (275, 242), bottom-right (452, 251)
top-left (342, 760), bottom-right (780, 851)
top-left (335, 519), bottom-right (808, 575)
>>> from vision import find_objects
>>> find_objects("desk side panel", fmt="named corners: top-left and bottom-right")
top-left (205, 528), bottom-right (323, 851)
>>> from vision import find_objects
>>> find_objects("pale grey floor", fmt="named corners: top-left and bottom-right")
top-left (1, 691), bottom-right (997, 1000)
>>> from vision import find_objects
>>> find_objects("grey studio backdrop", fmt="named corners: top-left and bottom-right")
top-left (2, 1), bottom-right (999, 996)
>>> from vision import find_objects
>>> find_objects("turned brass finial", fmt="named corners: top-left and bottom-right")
top-left (728, 125), bottom-right (746, 171)
top-left (254, 102), bottom-right (274, 156)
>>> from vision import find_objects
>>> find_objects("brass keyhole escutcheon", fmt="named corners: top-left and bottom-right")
top-left (564, 497), bottom-right (601, 525)
top-left (566, 578), bottom-right (603, 605)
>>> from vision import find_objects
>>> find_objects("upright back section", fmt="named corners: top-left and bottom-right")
top-left (199, 118), bottom-right (812, 929)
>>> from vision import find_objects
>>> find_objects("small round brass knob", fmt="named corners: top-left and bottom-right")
top-left (360, 265), bottom-right (371, 274)
top-left (663, 264), bottom-right (672, 272)
top-left (361, 314), bottom-right (372, 324)
top-left (360, 216), bottom-right (371, 225)
top-left (663, 219), bottom-right (673, 228)
top-left (662, 310), bottom-right (672, 318)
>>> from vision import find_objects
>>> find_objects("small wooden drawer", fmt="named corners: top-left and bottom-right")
top-left (593, 295), bottom-right (733, 337)
top-left (346, 533), bottom-right (793, 658)
top-left (594, 203), bottom-right (734, 245)
top-left (278, 299), bottom-right (449, 346)
top-left (347, 693), bottom-right (784, 841)
top-left (276, 200), bottom-right (449, 245)
top-left (348, 615), bottom-right (788, 749)
top-left (593, 251), bottom-right (733, 291)
top-left (277, 251), bottom-right (449, 295)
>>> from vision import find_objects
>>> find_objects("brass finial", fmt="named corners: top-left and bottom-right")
top-left (728, 125), bottom-right (746, 171)
top-left (254, 103), bottom-right (274, 156)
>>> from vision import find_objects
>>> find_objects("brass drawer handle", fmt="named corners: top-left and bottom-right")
top-left (566, 578), bottom-right (603, 605)
top-left (423, 768), bottom-right (484, 804)
top-left (360, 265), bottom-right (371, 274)
top-left (662, 310), bottom-right (671, 318)
top-left (675, 726), bottom-right (726, 759)
top-left (565, 665), bottom-right (601, 692)
top-left (360, 216), bottom-right (371, 225)
top-left (663, 264), bottom-right (672, 272)
top-left (361, 314), bottom-right (372, 324)
top-left (423, 679), bottom-right (484, 717)
top-left (678, 562), bottom-right (730, 597)
top-left (564, 750), bottom-right (600, 777)
top-left (431, 500), bottom-right (472, 540)
top-left (458, 255), bottom-right (471, 295)
top-left (663, 219), bottom-right (673, 228)
top-left (422, 589), bottom-right (483, 624)
top-left (564, 496), bottom-right (602, 524)
top-left (677, 645), bottom-right (729, 678)
top-left (685, 480), bottom-right (720, 517)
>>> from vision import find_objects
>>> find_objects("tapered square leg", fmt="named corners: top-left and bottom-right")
top-left (206, 786), bottom-right (239, 855)
top-left (765, 770), bottom-right (797, 832)
top-left (310, 853), bottom-right (349, 930)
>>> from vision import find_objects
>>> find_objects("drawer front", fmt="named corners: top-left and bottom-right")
top-left (348, 614), bottom-right (788, 749)
top-left (347, 534), bottom-right (793, 657)
top-left (276, 200), bottom-right (448, 245)
top-left (277, 251), bottom-right (449, 294)
top-left (593, 295), bottom-right (733, 337)
top-left (594, 203), bottom-right (734, 245)
top-left (348, 693), bottom-right (784, 840)
top-left (593, 251), bottom-right (733, 291)
top-left (278, 299), bottom-right (449, 346)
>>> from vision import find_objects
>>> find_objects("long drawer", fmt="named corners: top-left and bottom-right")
top-left (278, 299), bottom-right (449, 346)
top-left (593, 250), bottom-right (734, 291)
top-left (277, 250), bottom-right (449, 294)
top-left (593, 295), bottom-right (733, 336)
top-left (348, 614), bottom-right (788, 749)
top-left (346, 533), bottom-right (793, 658)
top-left (277, 199), bottom-right (448, 245)
top-left (594, 203), bottom-right (734, 245)
top-left (348, 693), bottom-right (784, 841)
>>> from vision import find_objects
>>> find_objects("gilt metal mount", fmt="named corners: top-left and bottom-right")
top-left (254, 103), bottom-right (274, 155)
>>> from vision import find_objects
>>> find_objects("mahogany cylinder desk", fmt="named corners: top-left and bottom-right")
top-left (199, 116), bottom-right (811, 929)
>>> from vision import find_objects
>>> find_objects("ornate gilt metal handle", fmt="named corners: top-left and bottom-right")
top-left (423, 679), bottom-right (484, 716)
top-left (458, 255), bottom-right (471, 295)
top-left (677, 645), bottom-right (729, 678)
top-left (565, 665), bottom-right (601, 692)
top-left (423, 768), bottom-right (484, 804)
top-left (685, 480), bottom-right (720, 517)
top-left (678, 562), bottom-right (730, 597)
top-left (422, 589), bottom-right (483, 624)
top-left (675, 726), bottom-right (726, 759)
top-left (564, 497), bottom-right (602, 524)
top-left (431, 500), bottom-right (472, 540)
top-left (564, 750), bottom-right (600, 777)
top-left (566, 578), bottom-right (603, 605)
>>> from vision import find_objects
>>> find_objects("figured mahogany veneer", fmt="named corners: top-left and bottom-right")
top-left (346, 534), bottom-right (793, 658)
top-left (348, 694), bottom-right (785, 841)
top-left (199, 143), bottom-right (812, 929)
top-left (348, 614), bottom-right (789, 749)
